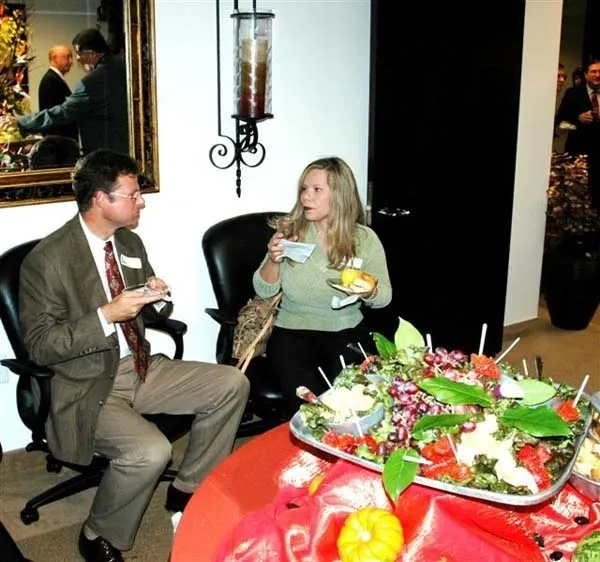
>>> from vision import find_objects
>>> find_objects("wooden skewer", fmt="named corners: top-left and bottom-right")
top-left (402, 455), bottom-right (432, 465)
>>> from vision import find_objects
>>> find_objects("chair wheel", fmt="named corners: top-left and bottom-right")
top-left (20, 508), bottom-right (39, 525)
top-left (46, 458), bottom-right (62, 473)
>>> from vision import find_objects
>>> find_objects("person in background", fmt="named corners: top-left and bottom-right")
top-left (557, 63), bottom-right (568, 95)
top-left (556, 58), bottom-right (600, 207)
top-left (572, 66), bottom-right (586, 89)
top-left (253, 156), bottom-right (392, 416)
top-left (0, 29), bottom-right (129, 155)
top-left (19, 149), bottom-right (250, 562)
top-left (37, 45), bottom-right (79, 143)
top-left (552, 63), bottom-right (570, 153)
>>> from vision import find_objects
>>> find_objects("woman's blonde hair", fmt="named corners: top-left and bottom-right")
top-left (280, 156), bottom-right (365, 269)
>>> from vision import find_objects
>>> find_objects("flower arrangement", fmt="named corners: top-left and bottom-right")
top-left (545, 153), bottom-right (600, 244)
top-left (0, 2), bottom-right (32, 142)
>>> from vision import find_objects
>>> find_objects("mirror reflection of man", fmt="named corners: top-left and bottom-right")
top-left (38, 45), bottom-right (79, 143)
top-left (0, 29), bottom-right (129, 156)
top-left (556, 58), bottom-right (600, 208)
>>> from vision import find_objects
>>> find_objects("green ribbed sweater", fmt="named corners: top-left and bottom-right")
top-left (252, 223), bottom-right (392, 332)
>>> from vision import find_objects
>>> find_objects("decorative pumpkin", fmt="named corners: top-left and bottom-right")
top-left (337, 506), bottom-right (404, 562)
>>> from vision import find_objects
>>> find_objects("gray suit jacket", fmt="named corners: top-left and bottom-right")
top-left (19, 54), bottom-right (129, 155)
top-left (19, 216), bottom-right (154, 465)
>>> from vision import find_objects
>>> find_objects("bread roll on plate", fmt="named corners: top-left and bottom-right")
top-left (348, 272), bottom-right (377, 293)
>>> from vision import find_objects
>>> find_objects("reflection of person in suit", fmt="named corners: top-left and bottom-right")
top-left (19, 150), bottom-right (250, 562)
top-left (555, 58), bottom-right (600, 208)
top-left (0, 29), bottom-right (129, 155)
top-left (38, 45), bottom-right (79, 142)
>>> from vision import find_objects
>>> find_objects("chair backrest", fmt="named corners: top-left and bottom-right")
top-left (202, 212), bottom-right (284, 314)
top-left (0, 239), bottom-right (40, 361)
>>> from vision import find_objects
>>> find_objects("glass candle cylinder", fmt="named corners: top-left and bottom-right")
top-left (232, 11), bottom-right (274, 119)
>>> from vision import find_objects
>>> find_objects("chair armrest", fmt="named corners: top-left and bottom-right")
top-left (205, 307), bottom-right (238, 327)
top-left (204, 308), bottom-right (238, 365)
top-left (144, 316), bottom-right (188, 361)
top-left (0, 358), bottom-right (54, 379)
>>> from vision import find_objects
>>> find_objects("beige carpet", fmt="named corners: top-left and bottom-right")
top-left (1, 435), bottom-right (193, 562)
top-left (2, 302), bottom-right (600, 561)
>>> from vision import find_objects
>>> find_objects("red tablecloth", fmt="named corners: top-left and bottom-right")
top-left (171, 424), bottom-right (600, 562)
top-left (171, 424), bottom-right (331, 561)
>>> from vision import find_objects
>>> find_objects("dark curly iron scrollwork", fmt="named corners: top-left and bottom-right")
top-left (209, 118), bottom-right (267, 197)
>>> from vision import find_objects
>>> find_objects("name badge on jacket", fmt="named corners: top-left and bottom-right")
top-left (120, 254), bottom-right (142, 269)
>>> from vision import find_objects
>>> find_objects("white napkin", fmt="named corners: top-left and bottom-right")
top-left (280, 240), bottom-right (315, 263)
top-left (331, 294), bottom-right (359, 309)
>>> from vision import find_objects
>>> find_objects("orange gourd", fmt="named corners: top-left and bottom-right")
top-left (337, 506), bottom-right (404, 562)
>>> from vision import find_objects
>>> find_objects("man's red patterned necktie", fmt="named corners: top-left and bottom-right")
top-left (591, 90), bottom-right (600, 122)
top-left (104, 241), bottom-right (148, 381)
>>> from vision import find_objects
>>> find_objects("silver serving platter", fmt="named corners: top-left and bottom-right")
top-left (290, 392), bottom-right (593, 507)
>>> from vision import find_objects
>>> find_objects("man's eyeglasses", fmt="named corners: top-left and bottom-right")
top-left (75, 50), bottom-right (94, 60)
top-left (111, 191), bottom-right (144, 202)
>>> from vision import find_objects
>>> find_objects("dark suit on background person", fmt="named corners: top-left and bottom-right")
top-left (20, 54), bottom-right (128, 155)
top-left (19, 150), bottom-right (249, 561)
top-left (38, 68), bottom-right (79, 142)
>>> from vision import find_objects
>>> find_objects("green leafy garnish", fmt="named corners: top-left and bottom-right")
top-left (382, 448), bottom-right (419, 501)
top-left (418, 378), bottom-right (493, 407)
top-left (372, 332), bottom-right (396, 358)
top-left (411, 413), bottom-right (473, 440)
top-left (500, 406), bottom-right (570, 437)
top-left (516, 379), bottom-right (556, 406)
top-left (394, 317), bottom-right (425, 351)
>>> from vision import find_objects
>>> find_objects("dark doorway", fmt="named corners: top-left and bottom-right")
top-left (364, 1), bottom-right (526, 356)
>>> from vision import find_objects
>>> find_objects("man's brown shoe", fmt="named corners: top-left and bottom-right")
top-left (78, 529), bottom-right (124, 562)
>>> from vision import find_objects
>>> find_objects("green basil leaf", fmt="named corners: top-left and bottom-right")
top-left (418, 378), bottom-right (493, 407)
top-left (372, 332), bottom-right (396, 358)
top-left (394, 317), bottom-right (425, 351)
top-left (516, 379), bottom-right (556, 406)
top-left (411, 413), bottom-right (473, 440)
top-left (382, 448), bottom-right (419, 502)
top-left (500, 405), bottom-right (571, 437)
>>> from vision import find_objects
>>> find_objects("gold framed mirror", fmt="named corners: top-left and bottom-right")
top-left (0, 0), bottom-right (158, 208)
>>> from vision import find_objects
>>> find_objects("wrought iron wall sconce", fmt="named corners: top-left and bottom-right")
top-left (209, 0), bottom-right (274, 197)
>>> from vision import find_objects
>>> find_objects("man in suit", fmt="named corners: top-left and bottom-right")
top-left (19, 150), bottom-right (250, 562)
top-left (37, 45), bottom-right (79, 142)
top-left (556, 58), bottom-right (600, 208)
top-left (0, 29), bottom-right (128, 155)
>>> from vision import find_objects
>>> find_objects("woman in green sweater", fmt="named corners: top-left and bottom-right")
top-left (253, 156), bottom-right (392, 416)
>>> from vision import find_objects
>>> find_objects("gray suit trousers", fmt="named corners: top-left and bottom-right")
top-left (86, 354), bottom-right (249, 550)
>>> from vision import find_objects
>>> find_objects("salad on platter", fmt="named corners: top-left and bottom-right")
top-left (293, 319), bottom-right (592, 504)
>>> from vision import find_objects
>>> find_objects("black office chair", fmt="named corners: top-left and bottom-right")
top-left (0, 239), bottom-right (195, 525)
top-left (202, 212), bottom-right (288, 437)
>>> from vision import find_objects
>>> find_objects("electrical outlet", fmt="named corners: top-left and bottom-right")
top-left (0, 353), bottom-right (9, 384)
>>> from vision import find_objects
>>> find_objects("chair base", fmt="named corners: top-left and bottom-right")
top-left (20, 454), bottom-right (180, 526)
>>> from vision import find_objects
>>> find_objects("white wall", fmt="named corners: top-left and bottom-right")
top-left (0, 0), bottom-right (372, 451)
top-left (0, 0), bottom-right (559, 451)
top-left (504, 0), bottom-right (563, 325)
